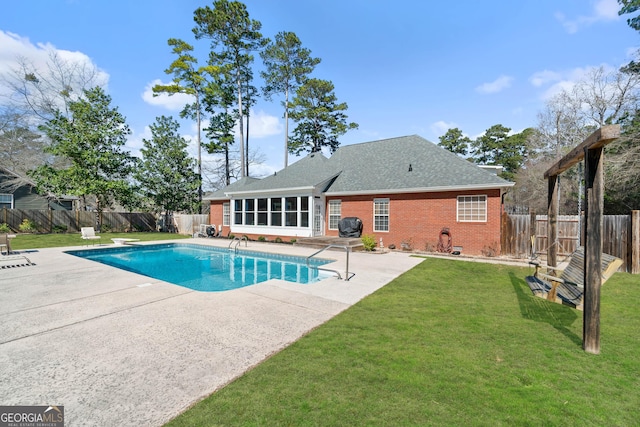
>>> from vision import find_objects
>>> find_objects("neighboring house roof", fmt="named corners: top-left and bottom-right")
top-left (210, 135), bottom-right (514, 199)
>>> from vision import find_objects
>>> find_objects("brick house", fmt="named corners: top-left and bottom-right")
top-left (206, 135), bottom-right (514, 255)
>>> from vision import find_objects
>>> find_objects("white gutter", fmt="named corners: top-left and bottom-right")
top-left (325, 182), bottom-right (514, 197)
top-left (226, 186), bottom-right (316, 197)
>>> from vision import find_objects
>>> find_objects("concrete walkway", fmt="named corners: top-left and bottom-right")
top-left (0, 239), bottom-right (424, 426)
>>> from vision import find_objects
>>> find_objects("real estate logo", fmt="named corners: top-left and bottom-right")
top-left (0, 406), bottom-right (64, 427)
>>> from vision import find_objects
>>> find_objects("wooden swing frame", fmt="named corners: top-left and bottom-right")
top-left (543, 125), bottom-right (620, 354)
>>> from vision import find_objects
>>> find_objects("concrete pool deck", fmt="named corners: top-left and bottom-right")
top-left (0, 238), bottom-right (425, 426)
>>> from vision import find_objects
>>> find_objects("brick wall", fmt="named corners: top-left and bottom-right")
top-left (326, 189), bottom-right (503, 255)
top-left (209, 201), bottom-right (226, 236)
top-left (209, 189), bottom-right (504, 255)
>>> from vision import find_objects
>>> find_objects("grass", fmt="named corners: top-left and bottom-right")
top-left (165, 257), bottom-right (640, 427)
top-left (9, 231), bottom-right (189, 250)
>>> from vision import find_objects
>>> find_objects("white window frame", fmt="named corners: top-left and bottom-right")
top-left (373, 198), bottom-right (389, 232)
top-left (222, 202), bottom-right (230, 226)
top-left (328, 200), bottom-right (341, 230)
top-left (457, 195), bottom-right (487, 222)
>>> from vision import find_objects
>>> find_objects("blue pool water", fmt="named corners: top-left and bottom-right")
top-left (66, 243), bottom-right (332, 292)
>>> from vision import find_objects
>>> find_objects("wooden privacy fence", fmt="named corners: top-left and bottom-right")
top-left (0, 208), bottom-right (156, 233)
top-left (502, 211), bottom-right (639, 274)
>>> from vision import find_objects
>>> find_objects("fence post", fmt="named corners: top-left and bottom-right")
top-left (529, 210), bottom-right (536, 257)
top-left (631, 210), bottom-right (639, 275)
top-left (500, 211), bottom-right (508, 256)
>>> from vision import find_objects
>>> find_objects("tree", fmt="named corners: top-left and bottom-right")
top-left (135, 116), bottom-right (200, 229)
top-left (619, 0), bottom-right (640, 31)
top-left (471, 124), bottom-right (528, 181)
top-left (29, 87), bottom-right (135, 231)
top-left (203, 72), bottom-right (237, 186)
top-left (193, 0), bottom-right (268, 178)
top-left (0, 110), bottom-right (49, 191)
top-left (0, 51), bottom-right (106, 188)
top-left (288, 78), bottom-right (358, 155)
top-left (1, 51), bottom-right (105, 122)
top-left (241, 65), bottom-right (258, 177)
top-left (153, 38), bottom-right (217, 213)
top-left (261, 31), bottom-right (321, 168)
top-left (438, 128), bottom-right (470, 156)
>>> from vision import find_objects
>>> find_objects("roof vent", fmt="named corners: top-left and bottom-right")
top-left (408, 164), bottom-right (412, 172)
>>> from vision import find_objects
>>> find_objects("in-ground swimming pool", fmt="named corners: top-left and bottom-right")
top-left (66, 243), bottom-right (333, 292)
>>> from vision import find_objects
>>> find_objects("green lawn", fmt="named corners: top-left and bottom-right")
top-left (165, 258), bottom-right (640, 427)
top-left (9, 231), bottom-right (189, 250)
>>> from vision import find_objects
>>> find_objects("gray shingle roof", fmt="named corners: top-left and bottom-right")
top-left (326, 135), bottom-right (512, 194)
top-left (216, 135), bottom-right (513, 197)
top-left (223, 152), bottom-right (341, 195)
top-left (204, 176), bottom-right (260, 200)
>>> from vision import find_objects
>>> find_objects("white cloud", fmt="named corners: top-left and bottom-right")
top-left (556, 0), bottom-right (620, 34)
top-left (475, 75), bottom-right (514, 94)
top-left (246, 109), bottom-right (282, 138)
top-left (529, 70), bottom-right (562, 87)
top-left (0, 30), bottom-right (109, 98)
top-left (532, 64), bottom-right (617, 100)
top-left (141, 79), bottom-right (195, 111)
top-left (430, 120), bottom-right (457, 136)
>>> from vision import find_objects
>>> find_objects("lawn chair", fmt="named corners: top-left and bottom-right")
top-left (81, 227), bottom-right (101, 245)
top-left (0, 254), bottom-right (34, 269)
top-left (0, 233), bottom-right (9, 255)
top-left (525, 247), bottom-right (623, 310)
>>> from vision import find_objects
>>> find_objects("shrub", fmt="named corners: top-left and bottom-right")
top-left (257, 236), bottom-right (266, 242)
top-left (52, 225), bottom-right (68, 234)
top-left (18, 218), bottom-right (37, 233)
top-left (290, 238), bottom-right (296, 244)
top-left (0, 223), bottom-right (10, 233)
top-left (228, 234), bottom-right (235, 240)
top-left (361, 234), bottom-right (377, 251)
top-left (274, 237), bottom-right (283, 243)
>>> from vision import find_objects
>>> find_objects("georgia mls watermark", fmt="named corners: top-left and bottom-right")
top-left (0, 406), bottom-right (64, 427)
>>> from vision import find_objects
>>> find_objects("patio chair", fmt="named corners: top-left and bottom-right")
top-left (0, 254), bottom-right (34, 269)
top-left (525, 246), bottom-right (623, 310)
top-left (81, 227), bottom-right (101, 245)
top-left (0, 233), bottom-right (9, 255)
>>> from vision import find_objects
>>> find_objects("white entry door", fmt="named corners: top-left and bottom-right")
top-left (313, 198), bottom-right (324, 236)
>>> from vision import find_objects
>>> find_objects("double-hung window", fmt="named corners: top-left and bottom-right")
top-left (300, 197), bottom-right (309, 227)
top-left (233, 200), bottom-right (243, 225)
top-left (285, 197), bottom-right (297, 227)
top-left (271, 198), bottom-right (282, 226)
top-left (457, 195), bottom-right (487, 222)
top-left (328, 200), bottom-right (341, 230)
top-left (223, 203), bottom-right (230, 226)
top-left (257, 198), bottom-right (268, 225)
top-left (374, 199), bottom-right (389, 232)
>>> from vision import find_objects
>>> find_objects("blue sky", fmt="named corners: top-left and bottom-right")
top-left (1, 0), bottom-right (637, 185)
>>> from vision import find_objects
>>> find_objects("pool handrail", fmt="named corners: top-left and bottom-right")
top-left (228, 236), bottom-right (248, 253)
top-left (306, 244), bottom-right (355, 281)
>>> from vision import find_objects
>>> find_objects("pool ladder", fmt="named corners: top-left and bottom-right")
top-left (228, 236), bottom-right (248, 253)
top-left (306, 244), bottom-right (355, 281)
